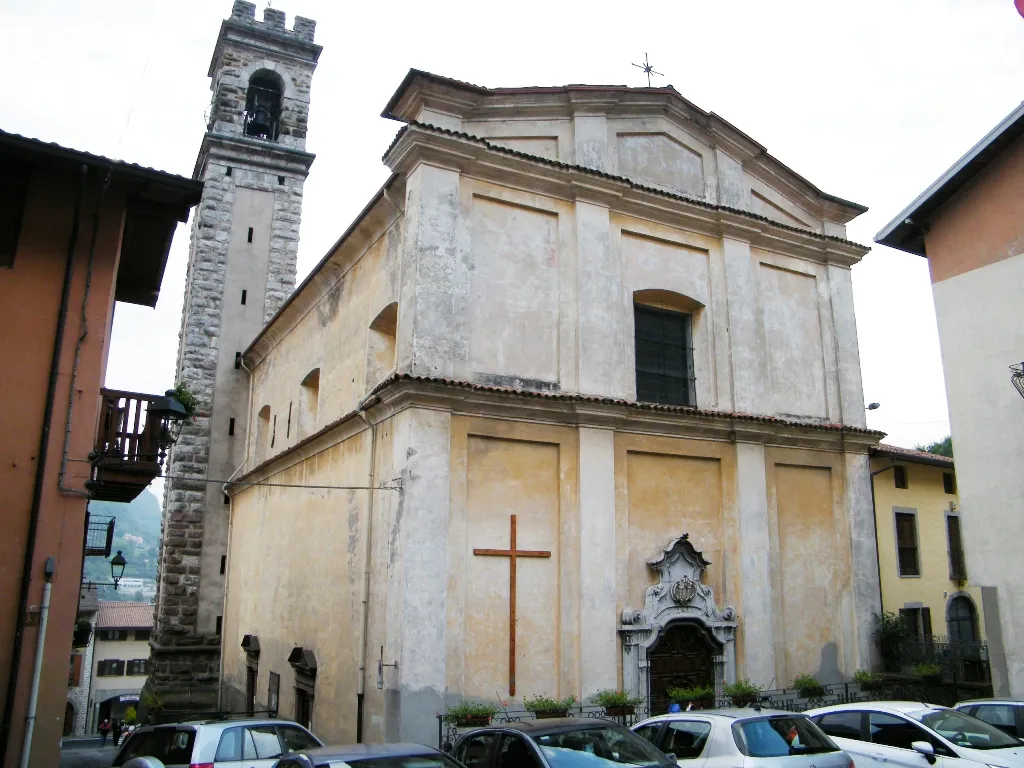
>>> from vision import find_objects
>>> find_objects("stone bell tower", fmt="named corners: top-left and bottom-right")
top-left (145, 0), bottom-right (320, 715)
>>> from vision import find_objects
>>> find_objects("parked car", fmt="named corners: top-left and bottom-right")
top-left (632, 708), bottom-right (853, 768)
top-left (111, 717), bottom-right (323, 768)
top-left (954, 700), bottom-right (1024, 739)
top-left (271, 742), bottom-right (467, 768)
top-left (807, 701), bottom-right (1024, 768)
top-left (452, 716), bottom-right (676, 768)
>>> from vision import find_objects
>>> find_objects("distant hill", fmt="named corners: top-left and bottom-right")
top-left (83, 489), bottom-right (161, 602)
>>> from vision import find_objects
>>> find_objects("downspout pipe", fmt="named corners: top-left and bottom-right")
top-left (19, 558), bottom-right (55, 768)
top-left (0, 164), bottom-right (89, 761)
top-left (870, 459), bottom-right (897, 624)
top-left (354, 392), bottom-right (380, 742)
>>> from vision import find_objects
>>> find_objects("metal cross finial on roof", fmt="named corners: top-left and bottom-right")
top-left (632, 53), bottom-right (663, 87)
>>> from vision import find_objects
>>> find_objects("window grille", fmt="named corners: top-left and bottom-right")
top-left (634, 305), bottom-right (695, 406)
top-left (895, 512), bottom-right (920, 576)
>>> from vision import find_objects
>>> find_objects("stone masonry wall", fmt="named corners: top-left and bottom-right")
top-left (66, 613), bottom-right (96, 735)
top-left (147, 0), bottom-right (317, 716)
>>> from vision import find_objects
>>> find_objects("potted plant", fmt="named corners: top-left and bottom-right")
top-left (853, 669), bottom-right (883, 691)
top-left (524, 694), bottom-right (576, 719)
top-left (792, 674), bottom-right (825, 699)
top-left (724, 679), bottom-right (762, 707)
top-left (912, 663), bottom-right (943, 683)
top-left (443, 701), bottom-right (499, 727)
top-left (594, 689), bottom-right (642, 716)
top-left (667, 685), bottom-right (715, 710)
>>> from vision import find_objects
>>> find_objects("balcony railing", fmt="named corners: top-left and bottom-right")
top-left (881, 635), bottom-right (990, 683)
top-left (87, 389), bottom-right (165, 502)
top-left (83, 511), bottom-right (114, 557)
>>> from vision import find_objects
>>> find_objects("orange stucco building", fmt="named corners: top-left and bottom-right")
top-left (0, 130), bottom-right (200, 767)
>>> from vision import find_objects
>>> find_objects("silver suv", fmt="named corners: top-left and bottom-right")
top-left (111, 717), bottom-right (322, 768)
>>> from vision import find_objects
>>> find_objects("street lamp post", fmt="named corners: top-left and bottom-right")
top-left (83, 550), bottom-right (128, 591)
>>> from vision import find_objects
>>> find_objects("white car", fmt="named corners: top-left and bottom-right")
top-left (806, 702), bottom-right (1024, 768)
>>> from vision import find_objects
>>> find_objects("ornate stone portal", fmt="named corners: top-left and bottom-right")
top-left (620, 534), bottom-right (738, 702)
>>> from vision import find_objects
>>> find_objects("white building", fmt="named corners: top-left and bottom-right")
top-left (87, 602), bottom-right (154, 731)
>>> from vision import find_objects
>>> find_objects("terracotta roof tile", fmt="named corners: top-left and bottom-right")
top-left (872, 442), bottom-right (954, 468)
top-left (96, 601), bottom-right (155, 630)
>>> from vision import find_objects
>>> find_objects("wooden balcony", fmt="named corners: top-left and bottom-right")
top-left (88, 389), bottom-right (164, 502)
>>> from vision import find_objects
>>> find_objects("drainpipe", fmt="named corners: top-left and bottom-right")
top-left (59, 165), bottom-right (116, 495)
top-left (0, 164), bottom-right (89, 762)
top-left (354, 392), bottom-right (380, 742)
top-left (870, 460), bottom-right (897, 625)
top-left (19, 557), bottom-right (56, 768)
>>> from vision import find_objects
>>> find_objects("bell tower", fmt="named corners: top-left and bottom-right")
top-left (145, 0), bottom-right (321, 715)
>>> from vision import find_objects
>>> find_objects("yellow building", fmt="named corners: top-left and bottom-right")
top-left (871, 445), bottom-right (987, 655)
top-left (221, 70), bottom-right (883, 744)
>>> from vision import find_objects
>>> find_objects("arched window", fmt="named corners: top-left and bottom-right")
top-left (947, 595), bottom-right (978, 643)
top-left (633, 289), bottom-right (702, 406)
top-left (244, 70), bottom-right (283, 141)
top-left (365, 302), bottom-right (398, 390)
top-left (255, 405), bottom-right (271, 464)
top-left (298, 369), bottom-right (320, 439)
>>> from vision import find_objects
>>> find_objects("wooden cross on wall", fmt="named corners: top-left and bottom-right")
top-left (473, 514), bottom-right (551, 696)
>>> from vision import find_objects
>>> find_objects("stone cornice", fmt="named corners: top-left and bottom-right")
top-left (231, 376), bottom-right (884, 491)
top-left (385, 123), bottom-right (870, 267)
top-left (382, 71), bottom-right (867, 224)
top-left (195, 133), bottom-right (316, 179)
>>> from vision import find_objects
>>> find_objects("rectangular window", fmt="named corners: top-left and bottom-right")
top-left (286, 402), bottom-right (292, 439)
top-left (134, 629), bottom-right (151, 642)
top-left (894, 465), bottom-right (908, 489)
top-left (268, 672), bottom-right (280, 716)
top-left (229, 417), bottom-right (235, 436)
top-left (226, 166), bottom-right (233, 177)
top-left (235, 351), bottom-right (242, 370)
top-left (295, 688), bottom-right (313, 729)
top-left (947, 514), bottom-right (967, 580)
top-left (241, 289), bottom-right (247, 305)
top-left (127, 659), bottom-right (149, 675)
top-left (97, 659), bottom-right (126, 676)
top-left (220, 555), bottom-right (227, 575)
top-left (216, 616), bottom-right (223, 635)
top-left (271, 415), bottom-right (277, 448)
top-left (69, 654), bottom-right (83, 686)
top-left (0, 164), bottom-right (31, 268)
top-left (899, 606), bottom-right (932, 640)
top-left (895, 511), bottom-right (920, 576)
top-left (634, 304), bottom-right (695, 406)
top-left (247, 227), bottom-right (254, 243)
top-left (278, 175), bottom-right (285, 186)
top-left (943, 472), bottom-right (956, 494)
top-left (98, 629), bottom-right (128, 641)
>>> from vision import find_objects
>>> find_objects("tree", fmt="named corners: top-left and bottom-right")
top-left (916, 435), bottom-right (953, 457)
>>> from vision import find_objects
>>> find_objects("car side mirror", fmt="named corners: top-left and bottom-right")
top-left (911, 742), bottom-right (936, 764)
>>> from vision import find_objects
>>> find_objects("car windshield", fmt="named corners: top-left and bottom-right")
top-left (914, 709), bottom-right (1023, 750)
top-left (112, 728), bottom-right (196, 766)
top-left (734, 716), bottom-right (839, 758)
top-left (536, 725), bottom-right (674, 768)
top-left (347, 755), bottom-right (468, 768)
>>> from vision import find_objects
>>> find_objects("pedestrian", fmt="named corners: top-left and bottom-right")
top-left (98, 718), bottom-right (111, 746)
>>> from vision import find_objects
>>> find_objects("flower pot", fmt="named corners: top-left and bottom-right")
top-left (796, 686), bottom-right (825, 699)
top-left (533, 710), bottom-right (569, 720)
top-left (730, 693), bottom-right (759, 707)
top-left (605, 705), bottom-right (636, 717)
top-left (454, 715), bottom-right (492, 727)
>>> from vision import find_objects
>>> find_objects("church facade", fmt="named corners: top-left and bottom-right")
top-left (221, 71), bottom-right (882, 745)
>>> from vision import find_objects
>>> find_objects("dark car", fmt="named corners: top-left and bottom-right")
top-left (272, 742), bottom-right (468, 768)
top-left (451, 717), bottom-right (676, 768)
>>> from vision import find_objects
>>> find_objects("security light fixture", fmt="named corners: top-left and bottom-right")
top-left (1011, 363), bottom-right (1024, 400)
top-left (148, 390), bottom-right (190, 464)
top-left (867, 403), bottom-right (881, 410)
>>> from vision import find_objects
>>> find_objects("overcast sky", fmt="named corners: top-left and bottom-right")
top-left (4, 0), bottom-right (1023, 463)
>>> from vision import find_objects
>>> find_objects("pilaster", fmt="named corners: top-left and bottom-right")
top-left (845, 452), bottom-right (881, 671)
top-left (722, 237), bottom-right (766, 415)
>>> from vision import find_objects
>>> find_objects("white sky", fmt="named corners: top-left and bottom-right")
top-left (3, 0), bottom-right (1023, 463)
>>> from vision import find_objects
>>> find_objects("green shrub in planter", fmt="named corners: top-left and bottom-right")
top-left (667, 685), bottom-right (715, 709)
top-left (724, 679), bottom-right (762, 706)
top-left (853, 669), bottom-right (883, 690)
top-left (443, 701), bottom-right (499, 726)
top-left (912, 663), bottom-right (943, 681)
top-left (792, 674), bottom-right (825, 698)
top-left (593, 689), bottom-right (642, 715)
top-left (524, 694), bottom-right (576, 718)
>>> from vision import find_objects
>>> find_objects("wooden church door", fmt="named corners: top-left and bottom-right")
top-left (648, 622), bottom-right (717, 714)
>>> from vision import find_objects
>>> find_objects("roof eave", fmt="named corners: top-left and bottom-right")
top-left (875, 99), bottom-right (1024, 256)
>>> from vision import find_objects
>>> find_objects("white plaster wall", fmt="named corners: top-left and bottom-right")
top-left (933, 253), bottom-right (1024, 695)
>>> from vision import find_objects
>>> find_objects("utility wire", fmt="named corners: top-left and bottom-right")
top-left (161, 473), bottom-right (400, 492)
